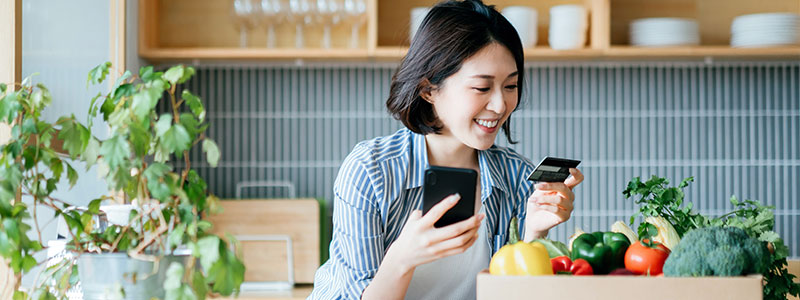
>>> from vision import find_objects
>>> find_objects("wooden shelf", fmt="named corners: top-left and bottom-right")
top-left (606, 46), bottom-right (800, 59)
top-left (140, 0), bottom-right (800, 61)
top-left (140, 48), bottom-right (371, 61)
top-left (140, 46), bottom-right (799, 61)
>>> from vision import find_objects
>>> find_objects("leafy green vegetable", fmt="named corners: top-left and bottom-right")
top-left (533, 238), bottom-right (570, 258)
top-left (625, 175), bottom-right (800, 300)
top-left (624, 176), bottom-right (705, 237)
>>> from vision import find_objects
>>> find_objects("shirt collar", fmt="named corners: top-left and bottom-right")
top-left (406, 130), bottom-right (428, 189)
top-left (405, 130), bottom-right (510, 196)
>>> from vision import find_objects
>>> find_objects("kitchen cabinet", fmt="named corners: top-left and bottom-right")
top-left (140, 0), bottom-right (800, 61)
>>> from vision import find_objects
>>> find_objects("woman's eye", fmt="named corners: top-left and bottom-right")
top-left (505, 84), bottom-right (518, 89)
top-left (473, 87), bottom-right (490, 92)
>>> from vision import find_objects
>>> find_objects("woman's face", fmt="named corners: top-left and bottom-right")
top-left (426, 42), bottom-right (519, 150)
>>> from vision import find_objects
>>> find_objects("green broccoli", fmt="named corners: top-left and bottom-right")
top-left (663, 226), bottom-right (769, 277)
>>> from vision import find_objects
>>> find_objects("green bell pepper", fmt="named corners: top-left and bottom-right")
top-left (570, 231), bottom-right (630, 274)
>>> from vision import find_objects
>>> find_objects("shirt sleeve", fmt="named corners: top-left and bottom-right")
top-left (310, 145), bottom-right (385, 300)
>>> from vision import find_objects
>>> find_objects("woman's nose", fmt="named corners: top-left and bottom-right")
top-left (486, 90), bottom-right (506, 114)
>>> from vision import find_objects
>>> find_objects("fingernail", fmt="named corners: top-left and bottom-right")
top-left (449, 193), bottom-right (461, 203)
top-left (535, 183), bottom-right (546, 189)
top-left (478, 214), bottom-right (485, 221)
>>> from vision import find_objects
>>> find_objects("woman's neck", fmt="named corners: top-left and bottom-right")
top-left (424, 133), bottom-right (479, 169)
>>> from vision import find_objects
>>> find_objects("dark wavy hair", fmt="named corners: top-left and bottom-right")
top-left (385, 0), bottom-right (524, 144)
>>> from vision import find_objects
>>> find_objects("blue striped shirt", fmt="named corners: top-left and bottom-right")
top-left (309, 128), bottom-right (536, 299)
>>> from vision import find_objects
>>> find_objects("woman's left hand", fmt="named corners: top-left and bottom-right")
top-left (524, 168), bottom-right (584, 241)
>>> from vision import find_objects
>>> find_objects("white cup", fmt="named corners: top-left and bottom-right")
top-left (410, 7), bottom-right (431, 42)
top-left (549, 4), bottom-right (587, 50)
top-left (502, 6), bottom-right (538, 48)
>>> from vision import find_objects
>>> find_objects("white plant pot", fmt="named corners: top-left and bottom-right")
top-left (77, 253), bottom-right (187, 300)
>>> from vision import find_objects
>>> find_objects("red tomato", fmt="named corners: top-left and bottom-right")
top-left (624, 239), bottom-right (670, 275)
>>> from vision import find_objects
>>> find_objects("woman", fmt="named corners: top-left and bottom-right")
top-left (310, 1), bottom-right (583, 299)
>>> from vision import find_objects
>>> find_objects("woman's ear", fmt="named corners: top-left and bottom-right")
top-left (419, 78), bottom-right (436, 104)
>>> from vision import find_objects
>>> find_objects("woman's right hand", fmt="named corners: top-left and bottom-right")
top-left (383, 194), bottom-right (485, 273)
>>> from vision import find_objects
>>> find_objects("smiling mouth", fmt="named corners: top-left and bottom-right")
top-left (474, 119), bottom-right (499, 128)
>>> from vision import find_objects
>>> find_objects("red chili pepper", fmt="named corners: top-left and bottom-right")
top-left (550, 256), bottom-right (573, 274)
top-left (570, 258), bottom-right (594, 275)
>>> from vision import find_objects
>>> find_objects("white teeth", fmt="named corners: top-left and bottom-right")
top-left (475, 119), bottom-right (498, 128)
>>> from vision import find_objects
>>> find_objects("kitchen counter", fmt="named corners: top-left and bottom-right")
top-left (215, 285), bottom-right (312, 300)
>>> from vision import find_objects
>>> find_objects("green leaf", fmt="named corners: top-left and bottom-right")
top-left (182, 90), bottom-right (205, 122)
top-left (140, 66), bottom-right (155, 81)
top-left (48, 157), bottom-right (64, 181)
top-left (86, 64), bottom-right (109, 86)
top-left (99, 135), bottom-right (130, 169)
top-left (82, 138), bottom-right (100, 167)
top-left (88, 199), bottom-right (102, 214)
top-left (0, 232), bottom-right (11, 256)
top-left (58, 120), bottom-right (90, 158)
top-left (759, 231), bottom-right (780, 243)
top-left (638, 223), bottom-right (658, 240)
top-left (129, 120), bottom-right (151, 157)
top-left (0, 83), bottom-right (6, 93)
top-left (144, 163), bottom-right (172, 182)
top-left (168, 223), bottom-right (186, 249)
top-left (100, 96), bottom-right (116, 121)
top-left (0, 91), bottom-right (22, 123)
top-left (678, 176), bottom-right (694, 188)
top-left (107, 107), bottom-right (130, 131)
top-left (113, 70), bottom-right (132, 88)
top-left (191, 271), bottom-right (208, 300)
top-left (178, 66), bottom-right (195, 84)
top-left (131, 91), bottom-right (154, 121)
top-left (3, 219), bottom-right (20, 242)
top-left (202, 139), bottom-right (220, 168)
top-left (13, 291), bottom-right (26, 300)
top-left (22, 117), bottom-right (37, 134)
top-left (155, 114), bottom-right (173, 137)
top-left (164, 261), bottom-right (184, 291)
top-left (197, 220), bottom-right (213, 232)
top-left (184, 170), bottom-right (207, 210)
top-left (207, 247), bottom-right (245, 295)
top-left (80, 212), bottom-right (93, 233)
top-left (163, 65), bottom-right (185, 85)
top-left (32, 84), bottom-right (52, 112)
top-left (87, 62), bottom-right (112, 87)
top-left (21, 254), bottom-right (36, 272)
top-left (112, 83), bottom-right (136, 101)
top-left (197, 236), bottom-right (220, 271)
top-left (66, 163), bottom-right (78, 186)
top-left (88, 92), bottom-right (103, 126)
top-left (179, 113), bottom-right (200, 140)
top-left (163, 124), bottom-right (192, 153)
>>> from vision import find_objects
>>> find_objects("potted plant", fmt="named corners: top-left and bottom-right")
top-left (0, 62), bottom-right (245, 299)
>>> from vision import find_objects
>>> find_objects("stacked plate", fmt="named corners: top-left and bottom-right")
top-left (731, 13), bottom-right (800, 48)
top-left (630, 18), bottom-right (700, 47)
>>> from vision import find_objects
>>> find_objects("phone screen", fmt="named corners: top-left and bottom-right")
top-left (422, 166), bottom-right (478, 227)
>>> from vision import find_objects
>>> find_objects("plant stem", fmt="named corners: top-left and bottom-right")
top-left (38, 200), bottom-right (83, 251)
top-left (32, 195), bottom-right (43, 245)
top-left (131, 202), bottom-right (169, 254)
top-left (180, 151), bottom-right (190, 189)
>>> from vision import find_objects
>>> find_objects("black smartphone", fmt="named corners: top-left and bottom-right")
top-left (422, 166), bottom-right (478, 228)
top-left (527, 156), bottom-right (581, 182)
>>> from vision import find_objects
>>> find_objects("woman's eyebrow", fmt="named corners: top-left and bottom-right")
top-left (469, 71), bottom-right (519, 79)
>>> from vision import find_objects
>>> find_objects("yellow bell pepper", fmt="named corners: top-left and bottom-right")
top-left (489, 241), bottom-right (553, 275)
top-left (489, 217), bottom-right (553, 276)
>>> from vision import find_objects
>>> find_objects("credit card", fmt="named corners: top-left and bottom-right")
top-left (527, 157), bottom-right (581, 182)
